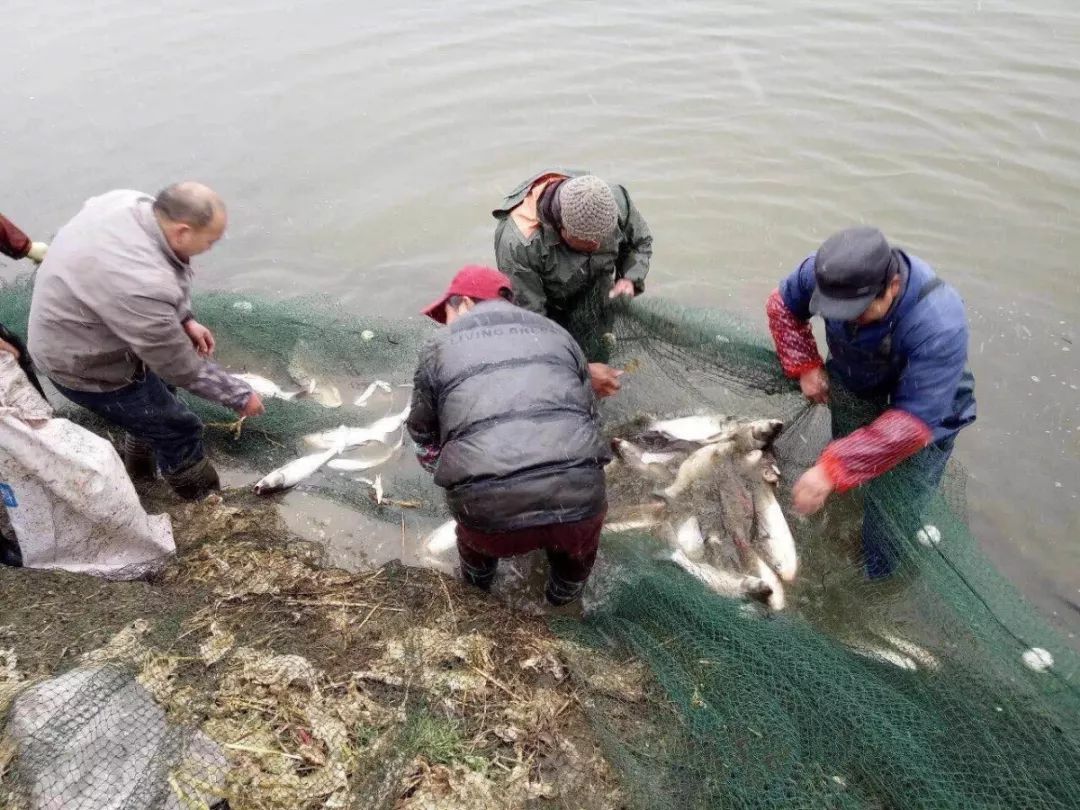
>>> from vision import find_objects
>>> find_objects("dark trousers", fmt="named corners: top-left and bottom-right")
top-left (52, 372), bottom-right (205, 475)
top-left (456, 511), bottom-right (605, 604)
top-left (832, 392), bottom-right (956, 579)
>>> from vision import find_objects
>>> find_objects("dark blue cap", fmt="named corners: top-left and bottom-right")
top-left (809, 227), bottom-right (899, 320)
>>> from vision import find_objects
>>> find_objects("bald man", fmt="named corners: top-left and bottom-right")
top-left (28, 184), bottom-right (264, 500)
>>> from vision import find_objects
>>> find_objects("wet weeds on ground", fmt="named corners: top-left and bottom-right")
top-left (0, 490), bottom-right (640, 809)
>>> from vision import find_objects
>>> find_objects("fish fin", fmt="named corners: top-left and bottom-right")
top-left (331, 426), bottom-right (350, 456)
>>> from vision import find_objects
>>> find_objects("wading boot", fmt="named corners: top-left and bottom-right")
top-left (166, 457), bottom-right (221, 501)
top-left (460, 557), bottom-right (497, 591)
top-left (545, 571), bottom-right (586, 607)
top-left (0, 528), bottom-right (22, 568)
top-left (121, 433), bottom-right (158, 483)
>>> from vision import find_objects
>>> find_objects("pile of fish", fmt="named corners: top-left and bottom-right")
top-left (253, 400), bottom-right (411, 495)
top-left (230, 366), bottom-right (342, 409)
top-left (609, 413), bottom-right (797, 610)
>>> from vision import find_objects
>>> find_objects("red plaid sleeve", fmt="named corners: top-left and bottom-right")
top-left (819, 408), bottom-right (933, 493)
top-left (766, 289), bottom-right (824, 379)
top-left (0, 214), bottom-right (32, 260)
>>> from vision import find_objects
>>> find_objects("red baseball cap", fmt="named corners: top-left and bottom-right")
top-left (421, 265), bottom-right (514, 324)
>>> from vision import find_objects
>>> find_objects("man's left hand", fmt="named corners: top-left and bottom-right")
top-left (792, 464), bottom-right (835, 516)
top-left (609, 279), bottom-right (636, 299)
top-left (183, 319), bottom-right (215, 356)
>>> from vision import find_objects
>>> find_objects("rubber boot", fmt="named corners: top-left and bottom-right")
top-left (121, 433), bottom-right (158, 483)
top-left (166, 457), bottom-right (221, 501)
top-left (0, 529), bottom-right (22, 568)
top-left (545, 571), bottom-right (586, 607)
top-left (460, 557), bottom-right (497, 591)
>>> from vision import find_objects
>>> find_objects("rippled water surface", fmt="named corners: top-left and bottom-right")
top-left (2, 0), bottom-right (1078, 637)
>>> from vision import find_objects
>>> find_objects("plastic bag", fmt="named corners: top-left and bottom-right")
top-left (0, 354), bottom-right (174, 579)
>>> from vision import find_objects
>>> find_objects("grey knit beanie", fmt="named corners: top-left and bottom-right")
top-left (558, 175), bottom-right (618, 244)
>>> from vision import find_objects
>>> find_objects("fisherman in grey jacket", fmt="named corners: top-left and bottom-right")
top-left (408, 265), bottom-right (611, 606)
top-left (27, 183), bottom-right (265, 500)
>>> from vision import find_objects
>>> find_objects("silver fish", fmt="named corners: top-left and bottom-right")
top-left (752, 480), bottom-right (798, 582)
top-left (603, 517), bottom-right (663, 534)
top-left (736, 449), bottom-right (797, 583)
top-left (287, 348), bottom-right (342, 409)
top-left (602, 501), bottom-right (667, 533)
top-left (703, 529), bottom-right (783, 610)
top-left (327, 432), bottom-right (404, 472)
top-left (353, 380), bottom-right (393, 407)
top-left (874, 631), bottom-right (941, 671)
top-left (425, 520), bottom-right (458, 554)
top-left (611, 438), bottom-right (676, 483)
top-left (310, 382), bottom-right (342, 409)
top-left (748, 549), bottom-right (786, 611)
top-left (646, 414), bottom-right (736, 444)
top-left (415, 520), bottom-right (459, 575)
top-left (253, 430), bottom-right (347, 495)
top-left (304, 403), bottom-right (411, 450)
top-left (662, 516), bottom-right (706, 561)
top-left (668, 549), bottom-right (772, 601)
top-left (844, 640), bottom-right (918, 671)
top-left (656, 440), bottom-right (735, 501)
top-left (232, 373), bottom-right (308, 401)
top-left (732, 419), bottom-right (785, 452)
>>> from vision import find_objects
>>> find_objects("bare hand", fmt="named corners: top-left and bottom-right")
top-left (799, 366), bottom-right (830, 405)
top-left (792, 464), bottom-right (835, 516)
top-left (588, 363), bottom-right (624, 398)
top-left (183, 319), bottom-right (216, 357)
top-left (0, 338), bottom-right (20, 360)
top-left (239, 392), bottom-right (265, 418)
top-left (609, 279), bottom-right (636, 299)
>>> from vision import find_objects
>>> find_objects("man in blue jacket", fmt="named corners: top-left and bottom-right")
top-left (766, 227), bottom-right (976, 577)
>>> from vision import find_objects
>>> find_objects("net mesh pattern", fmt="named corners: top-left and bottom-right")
top-left (1, 276), bottom-right (1078, 809)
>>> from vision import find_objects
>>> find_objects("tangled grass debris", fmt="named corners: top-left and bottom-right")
top-left (0, 491), bottom-right (633, 809)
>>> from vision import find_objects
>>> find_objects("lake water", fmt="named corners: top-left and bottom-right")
top-left (1, 0), bottom-right (1077, 639)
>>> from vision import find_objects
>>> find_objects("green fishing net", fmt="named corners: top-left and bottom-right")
top-left (1, 275), bottom-right (1078, 809)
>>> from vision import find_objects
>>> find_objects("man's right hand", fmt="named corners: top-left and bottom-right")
top-left (799, 366), bottom-right (830, 404)
top-left (588, 363), bottom-right (623, 399)
top-left (239, 392), bottom-right (265, 417)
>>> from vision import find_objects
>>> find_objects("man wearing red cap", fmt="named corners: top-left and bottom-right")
top-left (407, 266), bottom-right (611, 606)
